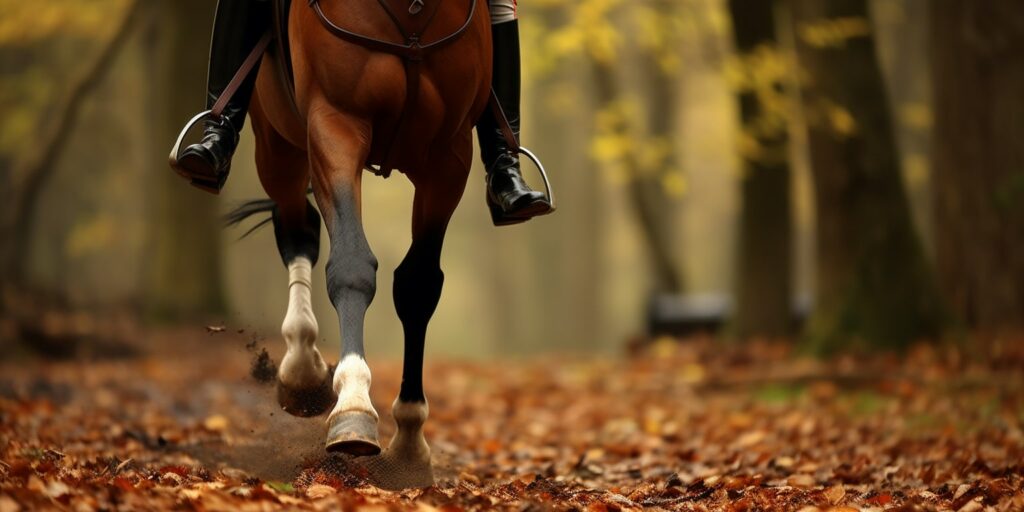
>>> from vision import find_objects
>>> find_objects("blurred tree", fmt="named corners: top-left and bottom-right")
top-left (790, 0), bottom-right (943, 351)
top-left (142, 0), bottom-right (226, 319)
top-left (0, 0), bottom-right (143, 351)
top-left (585, 0), bottom-right (685, 297)
top-left (633, 0), bottom-right (684, 296)
top-left (872, 0), bottom-right (933, 252)
top-left (0, 0), bottom-right (140, 288)
top-left (930, 1), bottom-right (1024, 330)
top-left (727, 0), bottom-right (793, 339)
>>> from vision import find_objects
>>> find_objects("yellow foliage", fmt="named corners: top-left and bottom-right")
top-left (66, 215), bottom-right (116, 258)
top-left (724, 44), bottom-right (796, 164)
top-left (589, 98), bottom-right (684, 196)
top-left (825, 101), bottom-right (857, 137)
top-left (798, 17), bottom-right (872, 49)
top-left (0, 0), bottom-right (131, 45)
top-left (661, 171), bottom-right (688, 199)
top-left (0, 0), bottom-right (134, 157)
top-left (898, 102), bottom-right (933, 131)
top-left (903, 154), bottom-right (929, 189)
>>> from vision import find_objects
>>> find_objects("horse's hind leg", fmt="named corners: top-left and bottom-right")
top-left (251, 105), bottom-right (334, 417)
top-left (306, 109), bottom-right (381, 456)
top-left (361, 139), bottom-right (472, 490)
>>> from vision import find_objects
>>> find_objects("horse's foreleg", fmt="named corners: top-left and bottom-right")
top-left (362, 146), bottom-right (471, 490)
top-left (306, 110), bottom-right (381, 455)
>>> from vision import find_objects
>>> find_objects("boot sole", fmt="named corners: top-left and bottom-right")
top-left (176, 153), bottom-right (228, 195)
top-left (488, 196), bottom-right (555, 226)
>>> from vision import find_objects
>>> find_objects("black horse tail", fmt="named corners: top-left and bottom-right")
top-left (224, 198), bottom-right (276, 239)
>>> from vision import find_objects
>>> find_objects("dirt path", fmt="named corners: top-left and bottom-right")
top-left (2, 331), bottom-right (1023, 510)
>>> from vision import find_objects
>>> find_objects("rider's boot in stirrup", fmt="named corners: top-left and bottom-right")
top-left (177, 0), bottom-right (271, 194)
top-left (477, 20), bottom-right (553, 226)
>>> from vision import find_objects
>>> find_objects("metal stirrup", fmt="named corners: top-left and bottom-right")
top-left (168, 110), bottom-right (214, 176)
top-left (517, 146), bottom-right (555, 211)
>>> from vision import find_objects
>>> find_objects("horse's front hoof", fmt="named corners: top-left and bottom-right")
top-left (325, 411), bottom-right (381, 456)
top-left (276, 373), bottom-right (336, 417)
top-left (358, 448), bottom-right (435, 490)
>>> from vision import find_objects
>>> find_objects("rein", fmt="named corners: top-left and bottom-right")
top-left (308, 0), bottom-right (479, 177)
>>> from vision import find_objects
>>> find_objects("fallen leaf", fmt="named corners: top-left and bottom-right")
top-left (0, 496), bottom-right (19, 512)
top-left (44, 480), bottom-right (70, 498)
top-left (824, 484), bottom-right (845, 504)
top-left (203, 414), bottom-right (229, 432)
top-left (306, 484), bottom-right (336, 499)
top-left (953, 483), bottom-right (971, 500)
top-left (787, 474), bottom-right (815, 488)
top-left (957, 498), bottom-right (983, 512)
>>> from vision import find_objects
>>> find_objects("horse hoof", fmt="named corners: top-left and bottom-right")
top-left (325, 411), bottom-right (381, 456)
top-left (276, 373), bottom-right (336, 417)
top-left (357, 449), bottom-right (435, 490)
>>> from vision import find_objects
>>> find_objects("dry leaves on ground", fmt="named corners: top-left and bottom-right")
top-left (1, 331), bottom-right (1023, 510)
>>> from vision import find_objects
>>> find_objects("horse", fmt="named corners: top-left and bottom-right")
top-left (223, 0), bottom-right (492, 487)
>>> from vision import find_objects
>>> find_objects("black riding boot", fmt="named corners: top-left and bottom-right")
top-left (176, 0), bottom-right (271, 194)
top-left (477, 20), bottom-right (553, 226)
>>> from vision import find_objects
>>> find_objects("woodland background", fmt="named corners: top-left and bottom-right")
top-left (1, 0), bottom-right (1022, 358)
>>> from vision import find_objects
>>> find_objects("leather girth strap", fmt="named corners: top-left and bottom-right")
top-left (308, 0), bottom-right (487, 177)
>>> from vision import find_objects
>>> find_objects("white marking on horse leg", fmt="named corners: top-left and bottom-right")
top-left (387, 399), bottom-right (430, 462)
top-left (354, 398), bottom-right (433, 489)
top-left (329, 353), bottom-right (378, 420)
top-left (278, 257), bottom-right (328, 389)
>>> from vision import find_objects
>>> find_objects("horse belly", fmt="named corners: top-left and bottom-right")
top-left (254, 53), bottom-right (307, 149)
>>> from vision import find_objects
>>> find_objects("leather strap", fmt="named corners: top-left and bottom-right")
top-left (308, 0), bottom-right (477, 58)
top-left (211, 31), bottom-right (273, 119)
top-left (489, 88), bottom-right (519, 152)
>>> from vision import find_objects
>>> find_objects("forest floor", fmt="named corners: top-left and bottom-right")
top-left (1, 330), bottom-right (1023, 511)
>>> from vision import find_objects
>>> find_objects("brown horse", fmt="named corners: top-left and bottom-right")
top-left (230, 0), bottom-right (492, 487)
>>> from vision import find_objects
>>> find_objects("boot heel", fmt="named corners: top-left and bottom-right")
top-left (487, 196), bottom-right (527, 227)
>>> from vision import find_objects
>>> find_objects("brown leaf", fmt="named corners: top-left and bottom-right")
top-left (787, 474), bottom-right (815, 488)
top-left (306, 484), bottom-right (336, 499)
top-left (0, 496), bottom-right (20, 512)
top-left (823, 484), bottom-right (845, 504)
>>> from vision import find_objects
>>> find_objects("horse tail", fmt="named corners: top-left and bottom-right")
top-left (224, 198), bottom-right (276, 239)
top-left (224, 188), bottom-right (316, 239)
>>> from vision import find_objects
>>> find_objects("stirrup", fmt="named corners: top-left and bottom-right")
top-left (515, 146), bottom-right (556, 212)
top-left (168, 110), bottom-right (235, 194)
top-left (168, 109), bottom-right (214, 178)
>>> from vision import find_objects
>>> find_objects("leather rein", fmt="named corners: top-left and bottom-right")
top-left (308, 0), bottom-right (486, 177)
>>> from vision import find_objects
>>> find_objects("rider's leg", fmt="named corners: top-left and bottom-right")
top-left (477, 0), bottom-right (553, 226)
top-left (177, 0), bottom-right (272, 193)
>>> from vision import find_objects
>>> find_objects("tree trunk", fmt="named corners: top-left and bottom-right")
top-left (142, 0), bottom-right (226, 320)
top-left (930, 1), bottom-right (1024, 330)
top-left (0, 1), bottom-right (142, 289)
top-left (636, 0), bottom-right (684, 296)
top-left (728, 0), bottom-right (793, 339)
top-left (790, 0), bottom-right (943, 351)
